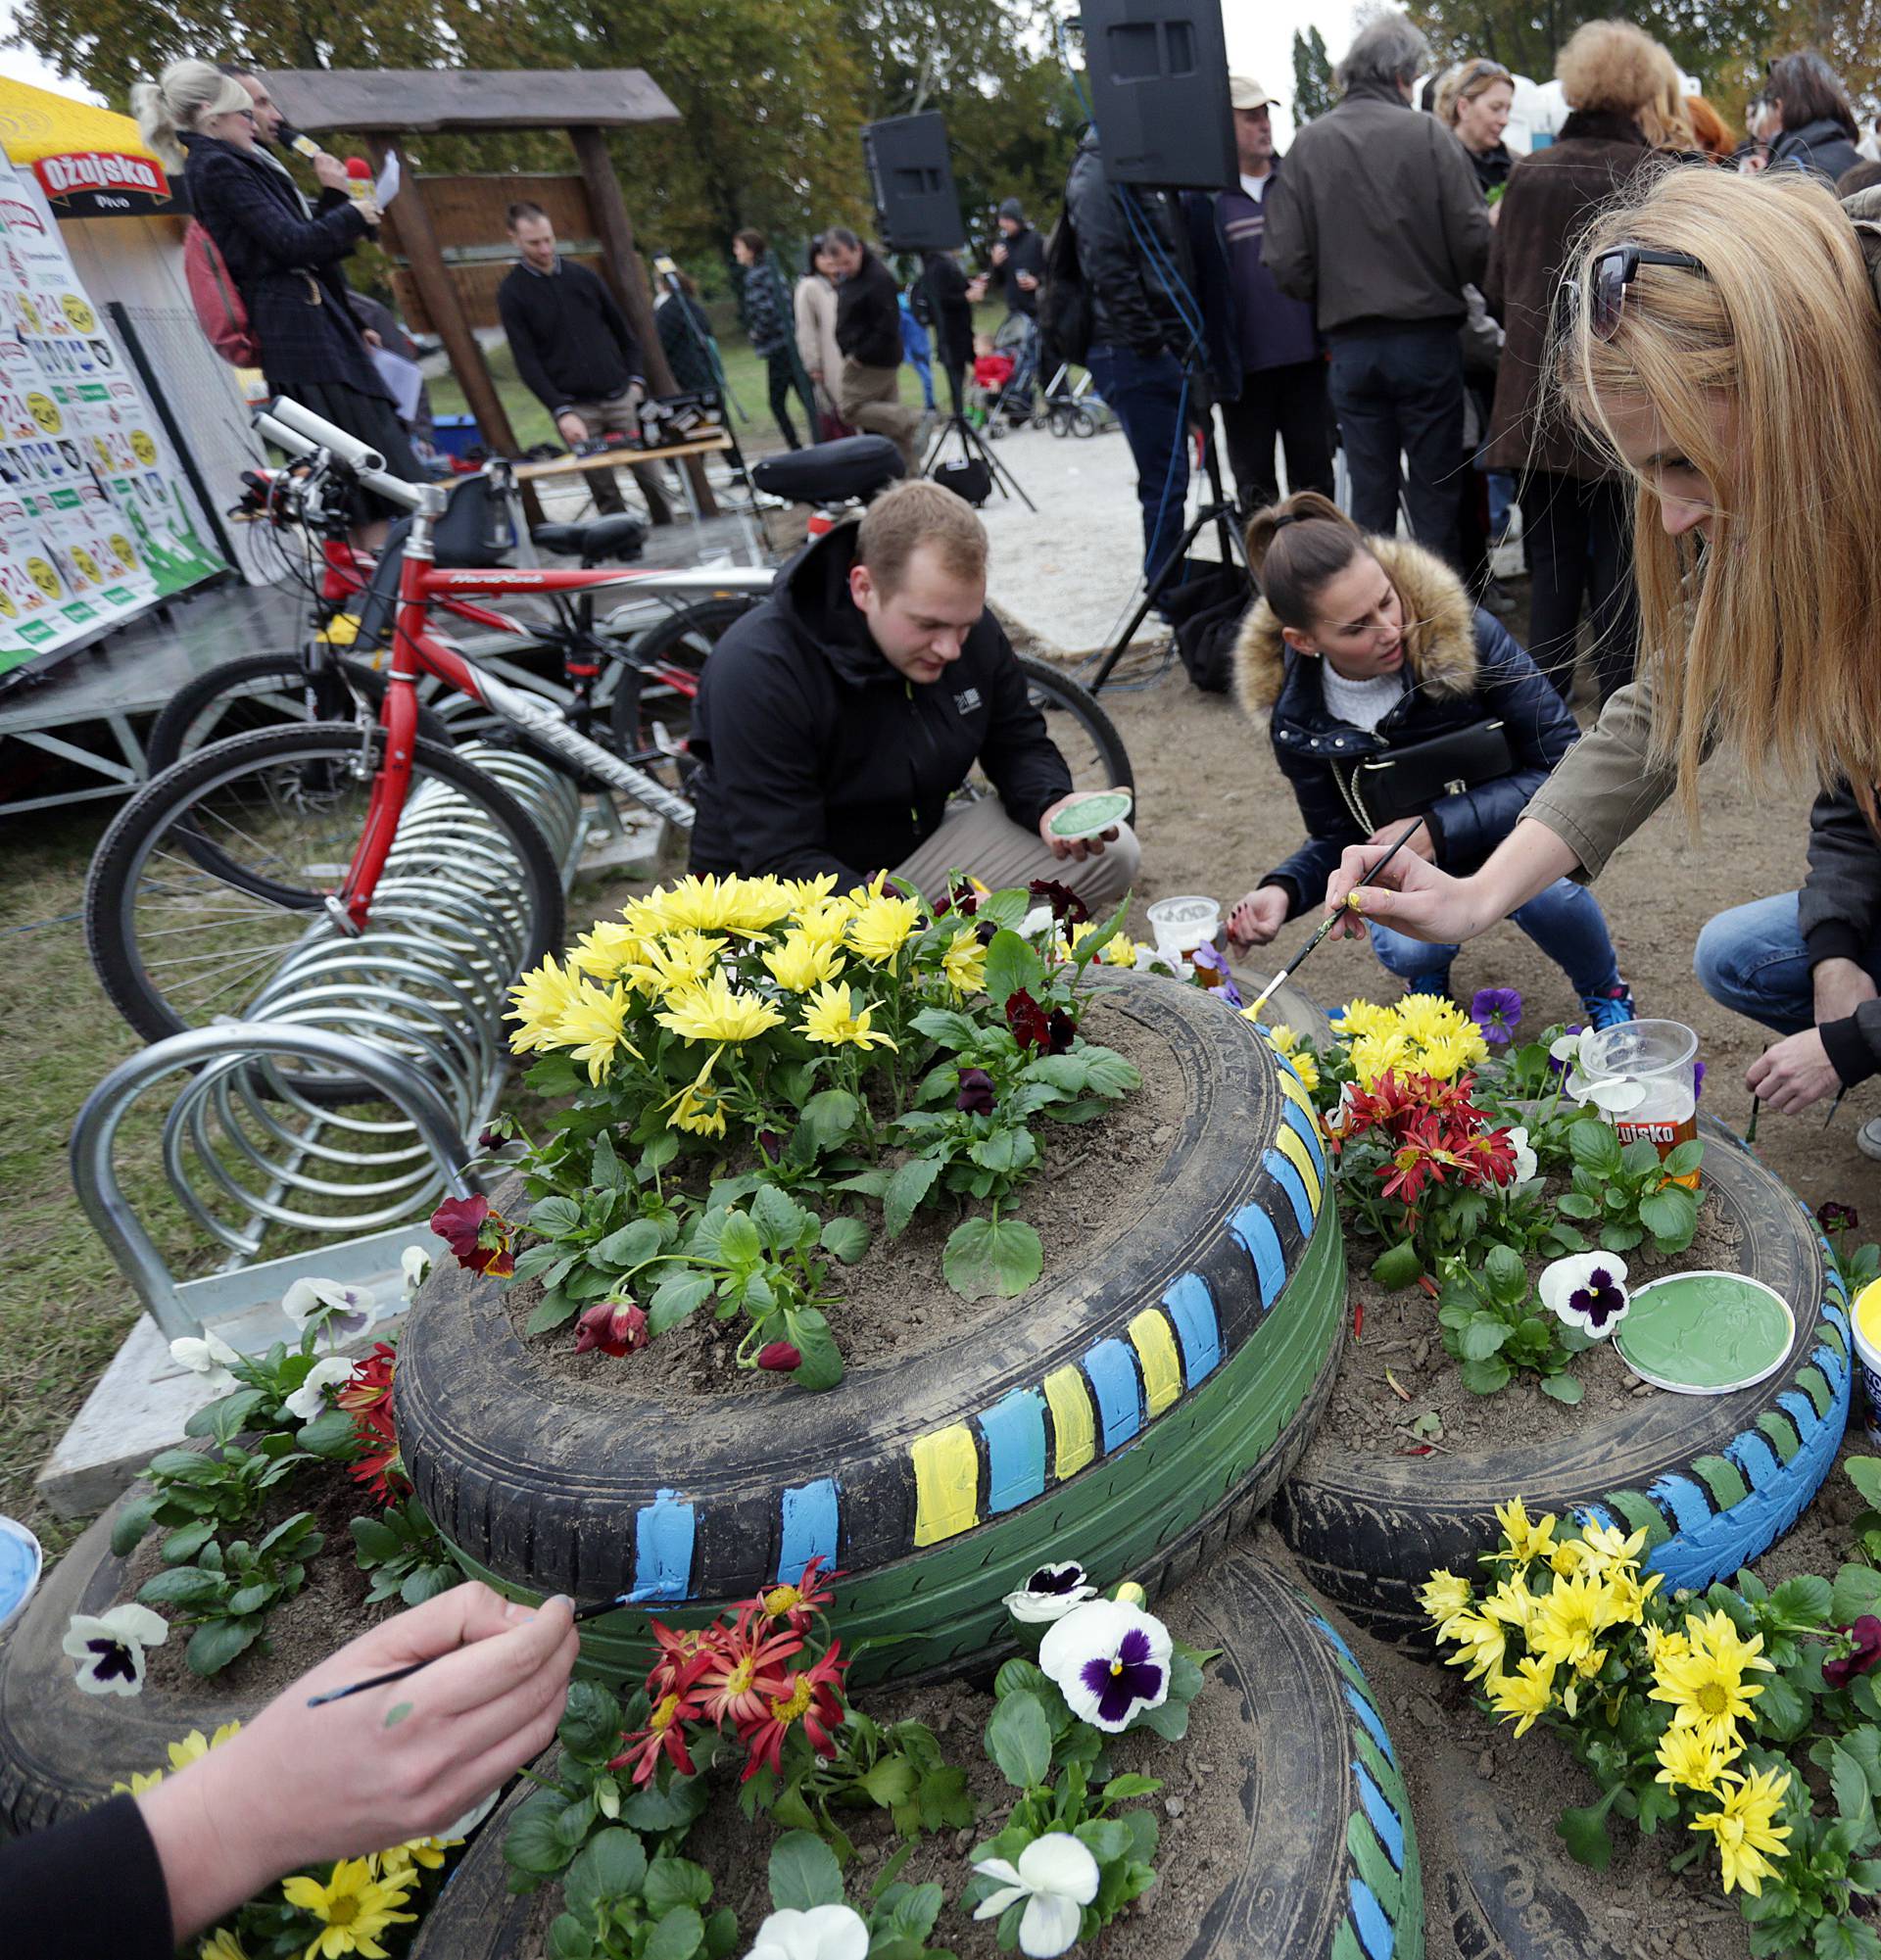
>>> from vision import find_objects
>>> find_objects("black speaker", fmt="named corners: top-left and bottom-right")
top-left (1076, 0), bottom-right (1234, 189)
top-left (861, 112), bottom-right (967, 252)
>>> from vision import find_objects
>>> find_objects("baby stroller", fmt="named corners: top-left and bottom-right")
top-left (1041, 362), bottom-right (1112, 438)
top-left (979, 313), bottom-right (1039, 438)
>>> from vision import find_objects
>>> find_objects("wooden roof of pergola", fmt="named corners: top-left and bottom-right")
top-left (264, 69), bottom-right (679, 134)
top-left (258, 70), bottom-right (709, 517)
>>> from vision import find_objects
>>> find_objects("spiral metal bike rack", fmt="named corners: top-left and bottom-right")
top-left (45, 741), bottom-right (588, 1509)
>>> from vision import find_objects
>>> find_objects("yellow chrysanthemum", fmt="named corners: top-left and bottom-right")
top-left (1689, 1767), bottom-right (1792, 1896)
top-left (799, 980), bottom-right (898, 1051)
top-left (280, 1857), bottom-right (417, 1959)
top-left (1644, 1622), bottom-right (1692, 1669)
top-left (1418, 1029), bottom-right (1481, 1081)
top-left (1482, 1573), bottom-right (1540, 1640)
top-left (1655, 1722), bottom-right (1738, 1795)
top-left (660, 1048), bottom-right (728, 1138)
top-left (1494, 1498), bottom-right (1559, 1568)
top-left (1335, 999), bottom-right (1397, 1040)
top-left (654, 971), bottom-right (787, 1045)
top-left (1604, 1560), bottom-right (1663, 1626)
top-left (1267, 1024), bottom-right (1301, 1054)
top-left (1348, 1028), bottom-right (1413, 1090)
top-left (199, 1930), bottom-right (251, 1960)
top-left (506, 954), bottom-right (585, 1054)
top-left (1392, 992), bottom-right (1467, 1044)
top-left (762, 931), bottom-right (846, 994)
top-left (1651, 1610), bottom-right (1773, 1745)
top-left (796, 897), bottom-right (857, 946)
top-left (1067, 920), bottom-right (1139, 968)
top-left (784, 874), bottom-right (840, 914)
top-left (1420, 1569), bottom-right (1475, 1641)
top-left (554, 979), bottom-right (642, 1086)
top-left (167, 1721), bottom-right (242, 1771)
top-left (1577, 1522), bottom-right (1652, 1571)
top-left (1527, 1569), bottom-right (1618, 1677)
top-left (847, 892), bottom-right (924, 965)
top-left (565, 920), bottom-right (647, 983)
top-left (631, 874), bottom-right (794, 935)
top-left (628, 931), bottom-right (728, 995)
top-left (1441, 1610), bottom-right (1508, 1684)
top-left (940, 927), bottom-right (989, 996)
top-left (369, 1835), bottom-right (457, 1883)
top-left (1287, 1047), bottom-right (1322, 1091)
top-left (1486, 1654), bottom-right (1556, 1738)
top-left (110, 1767), bottom-right (165, 1796)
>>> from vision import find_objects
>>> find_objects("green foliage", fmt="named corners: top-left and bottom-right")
top-left (1555, 1121), bottom-right (1703, 1256)
top-left (137, 1507), bottom-right (325, 1676)
top-left (350, 1498), bottom-right (461, 1606)
top-left (1291, 25), bottom-right (1336, 123)
top-left (1434, 1245), bottom-right (1584, 1398)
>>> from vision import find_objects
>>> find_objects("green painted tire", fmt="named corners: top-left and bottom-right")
top-left (398, 973), bottom-right (1347, 1683)
top-left (409, 1552), bottom-right (1421, 1960)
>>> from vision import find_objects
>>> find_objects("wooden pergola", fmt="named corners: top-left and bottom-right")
top-left (265, 69), bottom-right (714, 514)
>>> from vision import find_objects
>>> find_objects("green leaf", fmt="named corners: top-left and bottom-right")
top-left (1540, 1373), bottom-right (1584, 1405)
top-left (591, 1128), bottom-right (627, 1192)
top-left (161, 1518), bottom-right (217, 1563)
top-left (1835, 1745), bottom-right (1877, 1836)
top-left (595, 1219), bottom-right (663, 1267)
top-left (531, 1195), bottom-right (583, 1237)
top-left (1756, 1671), bottom-right (1813, 1741)
top-left (558, 1679), bottom-right (625, 1759)
top-left (184, 1388), bottom-right (269, 1442)
top-left (186, 1615), bottom-right (260, 1675)
top-left (717, 1212), bottom-right (762, 1265)
top-left (526, 1292), bottom-right (582, 1335)
top-left (1102, 1773), bottom-right (1165, 1803)
top-left (1557, 1796), bottom-right (1616, 1870)
top-left (1460, 1315), bottom-right (1511, 1362)
top-left (769, 1831), bottom-right (844, 1912)
top-left (1554, 1193), bottom-right (1600, 1219)
top-left (819, 1216), bottom-right (871, 1264)
top-left (1483, 1244), bottom-right (1527, 1307)
top-left (646, 1907), bottom-right (704, 1960)
top-left (1370, 1241), bottom-right (1423, 1290)
top-left (985, 1690), bottom-right (1054, 1789)
top-left (861, 1755), bottom-right (920, 1808)
top-left (1568, 1120), bottom-right (1623, 1176)
top-left (1084, 1049), bottom-right (1141, 1099)
top-left (138, 1565), bottom-right (226, 1605)
top-left (1771, 1575), bottom-right (1835, 1625)
top-left (784, 1308), bottom-right (844, 1392)
top-left (1850, 1460), bottom-right (1881, 1512)
top-left (547, 1913), bottom-right (595, 1960)
top-left (943, 1216), bottom-right (1043, 1300)
top-left (565, 1826), bottom-right (646, 1904)
top-left (349, 1516), bottom-right (402, 1563)
top-left (751, 1183), bottom-right (810, 1252)
top-left (984, 928), bottom-right (1046, 1007)
top-left (225, 1581), bottom-right (275, 1617)
top-left (504, 1792), bottom-right (578, 1877)
top-left (644, 1855), bottom-right (714, 1915)
top-left (910, 1006), bottom-right (984, 1050)
top-left (255, 1509), bottom-right (315, 1555)
top-left (648, 1270), bottom-right (715, 1336)
top-left (994, 1657), bottom-right (1052, 1700)
top-left (799, 1089), bottom-right (860, 1151)
top-left (110, 1493), bottom-right (164, 1557)
top-left (884, 1155), bottom-right (943, 1237)
top-left (1638, 1189), bottom-right (1697, 1244)
top-left (1074, 1818), bottom-right (1133, 1861)
top-left (1835, 1564), bottom-right (1881, 1626)
top-left (1459, 1356), bottom-right (1514, 1395)
top-left (296, 1407), bottom-right (360, 1459)
top-left (620, 1773), bottom-right (711, 1834)
top-left (1662, 1138), bottom-right (1705, 1178)
top-left (1133, 1697), bottom-right (1189, 1741)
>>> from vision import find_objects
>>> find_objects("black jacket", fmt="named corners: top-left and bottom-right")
top-left (835, 249), bottom-right (904, 368)
top-left (1771, 118), bottom-right (1864, 186)
top-left (920, 251), bottom-right (975, 366)
top-left (497, 259), bottom-right (646, 417)
top-left (1063, 130), bottom-right (1185, 359)
top-left (1234, 534), bottom-right (1580, 913)
top-left (1797, 786), bottom-right (1881, 1085)
top-left (1466, 141), bottom-right (1514, 200)
top-left (656, 292), bottom-right (719, 393)
top-left (180, 132), bottom-right (382, 399)
top-left (989, 222), bottom-right (1046, 317)
top-left (689, 522), bottom-right (1072, 883)
top-left (1, 1793), bottom-right (172, 1959)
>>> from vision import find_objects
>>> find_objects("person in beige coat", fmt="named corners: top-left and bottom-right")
top-left (794, 236), bottom-right (845, 440)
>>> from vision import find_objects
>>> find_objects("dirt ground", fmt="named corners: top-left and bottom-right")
top-left (1080, 602), bottom-right (1865, 1220)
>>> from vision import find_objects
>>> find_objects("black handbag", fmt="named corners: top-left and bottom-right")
top-left (1344, 720), bottom-right (1515, 831)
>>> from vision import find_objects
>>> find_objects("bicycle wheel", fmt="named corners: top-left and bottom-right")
top-left (145, 652), bottom-right (454, 775)
top-left (606, 596), bottom-right (760, 753)
top-left (87, 724), bottom-right (565, 1050)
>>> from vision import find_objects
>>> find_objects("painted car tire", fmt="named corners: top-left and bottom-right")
top-left (409, 1550), bottom-right (1423, 1960)
top-left (1276, 1118), bottom-right (1850, 1650)
top-left (397, 972), bottom-right (1348, 1682)
top-left (0, 1496), bottom-right (270, 1833)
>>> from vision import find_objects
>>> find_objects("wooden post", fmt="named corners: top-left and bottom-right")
top-left (365, 136), bottom-right (540, 524)
top-left (569, 123), bottom-right (718, 517)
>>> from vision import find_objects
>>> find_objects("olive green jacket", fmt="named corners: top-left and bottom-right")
top-left (1520, 676), bottom-right (1672, 879)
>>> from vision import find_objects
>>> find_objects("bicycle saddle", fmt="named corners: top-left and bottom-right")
top-left (530, 514), bottom-right (648, 565)
top-left (751, 435), bottom-right (905, 506)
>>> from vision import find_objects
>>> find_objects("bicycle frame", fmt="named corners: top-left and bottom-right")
top-left (334, 484), bottom-right (768, 931)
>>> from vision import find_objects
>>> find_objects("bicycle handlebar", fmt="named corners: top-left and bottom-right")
top-left (254, 404), bottom-right (427, 512)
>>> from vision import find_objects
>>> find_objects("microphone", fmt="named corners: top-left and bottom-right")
top-left (344, 157), bottom-right (373, 202)
top-left (652, 253), bottom-right (683, 296)
top-left (286, 133), bottom-right (323, 163)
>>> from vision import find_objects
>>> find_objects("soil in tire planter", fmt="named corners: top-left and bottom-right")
top-left (503, 992), bottom-right (1190, 1399)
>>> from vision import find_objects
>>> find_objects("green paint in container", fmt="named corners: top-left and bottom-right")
top-left (1614, 1270), bottom-right (1795, 1396)
top-left (1046, 789), bottom-right (1133, 839)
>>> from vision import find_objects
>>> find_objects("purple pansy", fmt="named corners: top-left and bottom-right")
top-left (956, 1068), bottom-right (997, 1117)
top-left (1692, 1061), bottom-right (1706, 1103)
top-left (1470, 987), bottom-right (1523, 1047)
top-left (1038, 1598), bottom-right (1173, 1732)
top-left (1819, 1200), bottom-right (1860, 1235)
top-left (1190, 940), bottom-right (1243, 1007)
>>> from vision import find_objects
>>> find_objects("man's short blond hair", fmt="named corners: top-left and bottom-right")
top-left (854, 480), bottom-right (988, 596)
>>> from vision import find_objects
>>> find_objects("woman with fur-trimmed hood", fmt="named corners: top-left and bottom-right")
top-left (1225, 492), bottom-right (1635, 1023)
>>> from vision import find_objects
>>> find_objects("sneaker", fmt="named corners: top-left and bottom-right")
top-left (1405, 970), bottom-right (1454, 999)
top-left (1579, 980), bottom-right (1637, 1030)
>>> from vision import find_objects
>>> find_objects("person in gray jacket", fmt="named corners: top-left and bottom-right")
top-left (1262, 11), bottom-right (1491, 566)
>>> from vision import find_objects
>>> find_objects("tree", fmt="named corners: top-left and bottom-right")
top-left (1291, 25), bottom-right (1336, 124)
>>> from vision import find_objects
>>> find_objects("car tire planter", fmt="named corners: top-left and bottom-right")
top-left (0, 1497), bottom-right (269, 1834)
top-left (407, 1552), bottom-right (1423, 1960)
top-left (1277, 1118), bottom-right (1851, 1650)
top-left (397, 973), bottom-right (1347, 1683)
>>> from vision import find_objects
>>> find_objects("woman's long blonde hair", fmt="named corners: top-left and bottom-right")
top-left (130, 59), bottom-right (249, 170)
top-left (1557, 166), bottom-right (1881, 811)
top-left (1635, 46), bottom-right (1697, 154)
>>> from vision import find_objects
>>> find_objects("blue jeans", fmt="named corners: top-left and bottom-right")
top-left (1368, 876), bottom-right (1620, 997)
top-left (1694, 891), bottom-right (1862, 1035)
top-left (1326, 325), bottom-right (1466, 565)
top-left (1085, 343), bottom-right (1189, 587)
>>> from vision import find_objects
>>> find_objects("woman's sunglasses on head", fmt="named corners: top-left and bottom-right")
top-left (1564, 246), bottom-right (1712, 341)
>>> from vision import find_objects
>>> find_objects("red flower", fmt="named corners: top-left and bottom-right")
top-left (1825, 1616), bottom-right (1881, 1689)
top-left (755, 1555), bottom-right (838, 1634)
top-left (1005, 988), bottom-right (1076, 1056)
top-left (756, 1342), bottom-right (801, 1371)
top-left (644, 1619), bottom-right (722, 1703)
top-left (349, 1435), bottom-right (407, 1506)
top-left (1028, 879), bottom-right (1088, 926)
top-left (573, 1300), bottom-right (649, 1358)
top-left (734, 1641), bottom-right (848, 1781)
top-left (694, 1614), bottom-right (804, 1729)
top-left (336, 1342), bottom-right (407, 1504)
top-left (337, 1341), bottom-right (397, 1420)
top-left (1460, 1125), bottom-right (1519, 1188)
top-left (609, 1685), bottom-right (704, 1786)
top-left (430, 1193), bottom-right (515, 1278)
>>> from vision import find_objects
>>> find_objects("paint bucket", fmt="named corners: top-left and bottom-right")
top-left (0, 1516), bottom-right (42, 1634)
top-left (1853, 1278), bottom-right (1881, 1447)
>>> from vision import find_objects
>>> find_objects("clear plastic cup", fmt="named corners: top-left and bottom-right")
top-left (1576, 1019), bottom-right (1700, 1183)
top-left (1145, 895), bottom-right (1221, 962)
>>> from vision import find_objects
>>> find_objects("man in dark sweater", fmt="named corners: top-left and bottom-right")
top-left (497, 201), bottom-right (669, 520)
top-left (979, 197), bottom-right (1046, 423)
top-left (824, 228), bottom-right (921, 469)
top-left (1186, 76), bottom-right (1332, 516)
top-left (689, 480), bottom-right (1137, 903)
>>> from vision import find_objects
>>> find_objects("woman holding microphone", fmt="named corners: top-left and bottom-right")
top-left (1322, 166), bottom-right (1881, 1139)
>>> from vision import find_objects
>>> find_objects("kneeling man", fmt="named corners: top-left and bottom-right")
top-left (689, 480), bottom-right (1139, 906)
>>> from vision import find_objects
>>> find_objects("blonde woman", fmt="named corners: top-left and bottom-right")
top-left (134, 57), bottom-right (418, 540)
top-left (1326, 167), bottom-right (1881, 1140)
top-left (1435, 58), bottom-right (1516, 203)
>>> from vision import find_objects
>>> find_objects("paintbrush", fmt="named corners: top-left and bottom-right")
top-left (307, 1591), bottom-right (646, 1707)
top-left (1241, 815), bottom-right (1429, 1023)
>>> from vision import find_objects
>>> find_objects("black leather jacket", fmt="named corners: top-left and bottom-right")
top-left (1062, 129), bottom-right (1185, 359)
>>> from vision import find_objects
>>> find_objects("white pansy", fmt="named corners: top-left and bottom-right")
top-left (1538, 1252), bottom-right (1632, 1338)
top-left (400, 1244), bottom-right (432, 1300)
top-left (281, 1276), bottom-right (377, 1339)
top-left (1505, 1124), bottom-right (1538, 1186)
top-left (973, 1833), bottom-right (1102, 1958)
top-left (63, 1602), bottom-right (169, 1696)
top-left (744, 1903), bottom-right (870, 1960)
top-left (1549, 1031), bottom-right (1583, 1065)
top-left (1004, 1560), bottom-right (1099, 1625)
top-left (169, 1328), bottom-right (242, 1394)
top-left (284, 1355), bottom-right (358, 1421)
top-left (1568, 1073), bottom-right (1648, 1114)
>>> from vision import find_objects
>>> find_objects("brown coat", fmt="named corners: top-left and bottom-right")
top-left (1480, 112), bottom-right (1655, 478)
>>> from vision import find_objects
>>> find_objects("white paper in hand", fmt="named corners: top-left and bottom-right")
top-left (374, 150), bottom-right (402, 206)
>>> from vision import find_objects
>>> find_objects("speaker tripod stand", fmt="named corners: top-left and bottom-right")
top-left (919, 404), bottom-right (1036, 510)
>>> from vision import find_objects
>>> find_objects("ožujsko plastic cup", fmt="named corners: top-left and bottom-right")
top-left (1854, 1277), bottom-right (1881, 1447)
top-left (1145, 894), bottom-right (1221, 964)
top-left (1576, 1018), bottom-right (1701, 1186)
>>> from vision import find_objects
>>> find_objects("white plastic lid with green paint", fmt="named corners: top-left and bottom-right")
top-left (1614, 1270), bottom-right (1795, 1396)
top-left (1045, 789), bottom-right (1133, 839)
